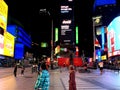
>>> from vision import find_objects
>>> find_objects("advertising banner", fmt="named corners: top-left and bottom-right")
top-left (14, 43), bottom-right (24, 59)
top-left (58, 57), bottom-right (70, 66)
top-left (0, 34), bottom-right (4, 55)
top-left (0, 0), bottom-right (8, 31)
top-left (60, 0), bottom-right (75, 45)
top-left (4, 32), bottom-right (15, 57)
top-left (107, 16), bottom-right (120, 57)
top-left (73, 57), bottom-right (83, 67)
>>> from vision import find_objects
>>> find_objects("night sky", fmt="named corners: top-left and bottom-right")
top-left (4, 0), bottom-right (95, 57)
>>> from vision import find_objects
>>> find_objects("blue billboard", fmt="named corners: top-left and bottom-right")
top-left (7, 25), bottom-right (32, 48)
top-left (7, 25), bottom-right (17, 36)
top-left (14, 43), bottom-right (24, 59)
top-left (93, 0), bottom-right (116, 10)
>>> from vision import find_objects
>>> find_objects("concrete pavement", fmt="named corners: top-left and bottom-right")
top-left (0, 67), bottom-right (120, 90)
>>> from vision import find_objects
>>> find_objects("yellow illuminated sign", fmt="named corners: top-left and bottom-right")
top-left (0, 0), bottom-right (8, 31)
top-left (4, 32), bottom-right (15, 57)
top-left (101, 55), bottom-right (107, 60)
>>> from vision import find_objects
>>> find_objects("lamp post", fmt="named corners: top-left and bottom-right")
top-left (92, 17), bottom-right (96, 62)
top-left (39, 9), bottom-right (54, 69)
top-left (92, 16), bottom-right (102, 62)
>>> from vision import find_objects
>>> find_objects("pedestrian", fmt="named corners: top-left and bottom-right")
top-left (69, 65), bottom-right (77, 90)
top-left (98, 61), bottom-right (104, 75)
top-left (34, 62), bottom-right (50, 90)
top-left (21, 66), bottom-right (25, 76)
top-left (13, 64), bottom-right (18, 77)
top-left (83, 62), bottom-right (88, 72)
top-left (38, 61), bottom-right (41, 72)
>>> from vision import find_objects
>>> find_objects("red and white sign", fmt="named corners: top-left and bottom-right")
top-left (95, 38), bottom-right (101, 47)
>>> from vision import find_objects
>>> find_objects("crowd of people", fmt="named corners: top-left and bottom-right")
top-left (13, 55), bottom-right (112, 90)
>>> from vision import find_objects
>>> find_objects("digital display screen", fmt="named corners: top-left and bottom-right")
top-left (41, 42), bottom-right (48, 48)
top-left (107, 16), bottom-right (120, 57)
top-left (14, 43), bottom-right (24, 59)
top-left (94, 0), bottom-right (116, 6)
top-left (7, 25), bottom-right (17, 36)
top-left (4, 32), bottom-right (15, 57)
top-left (0, 34), bottom-right (4, 55)
top-left (0, 0), bottom-right (8, 31)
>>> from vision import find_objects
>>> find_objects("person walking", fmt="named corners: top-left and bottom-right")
top-left (34, 62), bottom-right (50, 90)
top-left (21, 66), bottom-right (25, 76)
top-left (69, 65), bottom-right (77, 90)
top-left (13, 64), bottom-right (18, 77)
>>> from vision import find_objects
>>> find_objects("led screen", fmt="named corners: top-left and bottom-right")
top-left (7, 25), bottom-right (32, 48)
top-left (17, 37), bottom-right (31, 48)
top-left (94, 0), bottom-right (116, 7)
top-left (18, 31), bottom-right (31, 45)
top-left (96, 26), bottom-right (106, 50)
top-left (0, 0), bottom-right (8, 31)
top-left (107, 16), bottom-right (120, 57)
top-left (18, 26), bottom-right (31, 42)
top-left (3, 32), bottom-right (15, 57)
top-left (0, 34), bottom-right (4, 55)
top-left (7, 25), bottom-right (17, 36)
top-left (14, 43), bottom-right (24, 59)
top-left (41, 42), bottom-right (48, 48)
top-left (60, 0), bottom-right (75, 45)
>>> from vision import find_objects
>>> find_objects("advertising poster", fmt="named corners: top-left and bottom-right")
top-left (107, 16), bottom-right (120, 57)
top-left (60, 0), bottom-right (75, 45)
top-left (14, 43), bottom-right (24, 59)
top-left (4, 32), bottom-right (15, 57)
top-left (0, 0), bottom-right (8, 31)
top-left (0, 34), bottom-right (4, 55)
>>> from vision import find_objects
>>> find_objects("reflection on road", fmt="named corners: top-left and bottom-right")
top-left (0, 75), bottom-right (17, 90)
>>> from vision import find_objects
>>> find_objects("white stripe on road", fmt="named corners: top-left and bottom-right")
top-left (61, 77), bottom-right (107, 90)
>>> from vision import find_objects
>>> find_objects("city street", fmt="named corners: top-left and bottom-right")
top-left (0, 67), bottom-right (120, 90)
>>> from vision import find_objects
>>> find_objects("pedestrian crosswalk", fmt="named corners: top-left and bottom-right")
top-left (60, 70), bottom-right (120, 90)
top-left (61, 77), bottom-right (107, 90)
top-left (76, 77), bottom-right (108, 90)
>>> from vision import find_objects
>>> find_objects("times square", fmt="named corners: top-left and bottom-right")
top-left (0, 0), bottom-right (120, 90)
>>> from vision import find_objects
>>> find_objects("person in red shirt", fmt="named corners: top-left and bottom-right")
top-left (69, 65), bottom-right (77, 90)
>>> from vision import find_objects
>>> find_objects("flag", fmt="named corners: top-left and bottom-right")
top-left (95, 38), bottom-right (101, 47)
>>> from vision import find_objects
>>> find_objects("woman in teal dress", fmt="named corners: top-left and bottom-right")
top-left (34, 62), bottom-right (50, 90)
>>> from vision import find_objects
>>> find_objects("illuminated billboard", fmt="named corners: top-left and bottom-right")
top-left (7, 25), bottom-right (32, 48)
top-left (60, 0), bottom-right (75, 45)
top-left (7, 25), bottom-right (17, 36)
top-left (14, 43), bottom-right (24, 59)
top-left (0, 0), bottom-right (8, 31)
top-left (94, 0), bottom-right (116, 6)
top-left (96, 26), bottom-right (106, 50)
top-left (107, 16), bottom-right (120, 57)
top-left (94, 0), bottom-right (116, 10)
top-left (41, 42), bottom-right (48, 48)
top-left (4, 32), bottom-right (15, 57)
top-left (0, 34), bottom-right (4, 55)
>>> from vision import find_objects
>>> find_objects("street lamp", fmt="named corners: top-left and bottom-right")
top-left (39, 9), bottom-right (54, 69)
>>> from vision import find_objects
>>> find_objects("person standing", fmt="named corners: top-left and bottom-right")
top-left (83, 62), bottom-right (88, 72)
top-left (69, 65), bottom-right (77, 90)
top-left (13, 64), bottom-right (18, 77)
top-left (34, 62), bottom-right (50, 90)
top-left (98, 61), bottom-right (104, 75)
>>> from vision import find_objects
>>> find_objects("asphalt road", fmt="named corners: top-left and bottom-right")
top-left (0, 67), bottom-right (120, 90)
